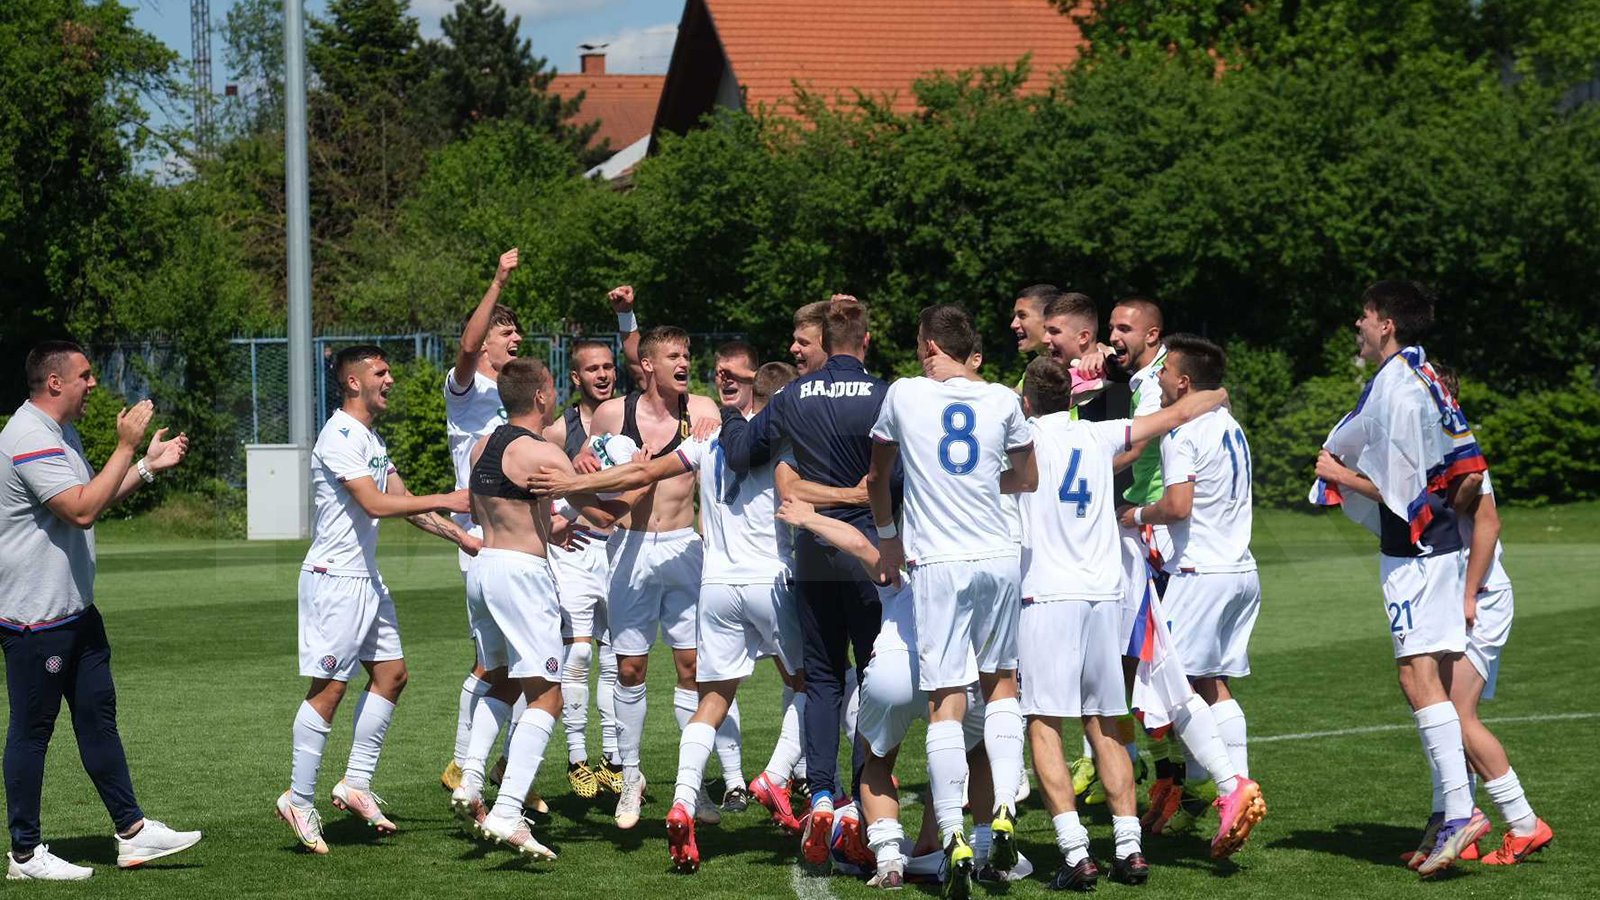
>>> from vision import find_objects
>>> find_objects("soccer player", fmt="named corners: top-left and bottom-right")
top-left (278, 346), bottom-right (475, 854)
top-left (868, 304), bottom-right (1038, 892)
top-left (790, 300), bottom-right (830, 375)
top-left (717, 296), bottom-right (890, 864)
top-left (1008, 284), bottom-right (1062, 385)
top-left (1310, 281), bottom-right (1493, 877)
top-left (583, 326), bottom-right (722, 827)
top-left (1, 342), bottom-right (201, 880)
top-left (542, 339), bottom-right (627, 799)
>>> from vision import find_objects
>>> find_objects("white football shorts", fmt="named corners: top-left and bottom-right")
top-left (1019, 598), bottom-right (1128, 718)
top-left (606, 527), bottom-right (702, 656)
top-left (1467, 586), bottom-right (1513, 699)
top-left (298, 568), bottom-right (402, 682)
top-left (552, 529), bottom-right (610, 642)
top-left (465, 548), bottom-right (564, 681)
top-left (1163, 570), bottom-right (1262, 678)
top-left (909, 555), bottom-right (1021, 691)
top-left (1379, 551), bottom-right (1467, 659)
top-left (696, 575), bottom-right (802, 682)
top-left (857, 647), bottom-right (984, 758)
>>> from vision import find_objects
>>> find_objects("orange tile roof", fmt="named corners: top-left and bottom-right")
top-left (549, 73), bottom-right (666, 150)
top-left (704, 0), bottom-right (1087, 116)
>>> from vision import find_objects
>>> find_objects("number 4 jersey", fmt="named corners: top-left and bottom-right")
top-left (1161, 407), bottom-right (1256, 574)
top-left (870, 376), bottom-right (1032, 566)
top-left (1018, 413), bottom-right (1134, 601)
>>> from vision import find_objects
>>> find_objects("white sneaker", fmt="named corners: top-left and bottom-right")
top-left (276, 791), bottom-right (328, 855)
top-left (481, 812), bottom-right (557, 860)
top-left (450, 785), bottom-right (488, 836)
top-left (7, 845), bottom-right (92, 881)
top-left (695, 783), bottom-right (721, 826)
top-left (615, 773), bottom-right (647, 830)
top-left (115, 818), bottom-right (202, 869)
top-left (332, 779), bottom-right (396, 834)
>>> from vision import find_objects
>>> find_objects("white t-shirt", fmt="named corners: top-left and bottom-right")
top-left (870, 377), bottom-right (1033, 566)
top-left (1160, 407), bottom-right (1256, 574)
top-left (1019, 413), bottom-right (1132, 601)
top-left (873, 579), bottom-right (914, 654)
top-left (1461, 473), bottom-right (1511, 591)
top-left (676, 431), bottom-right (792, 585)
top-left (304, 409), bottom-right (394, 577)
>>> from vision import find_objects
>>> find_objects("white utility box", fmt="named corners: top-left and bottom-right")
top-left (246, 444), bottom-right (311, 540)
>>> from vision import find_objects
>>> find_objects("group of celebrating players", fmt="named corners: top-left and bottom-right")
top-left (276, 250), bottom-right (1553, 894)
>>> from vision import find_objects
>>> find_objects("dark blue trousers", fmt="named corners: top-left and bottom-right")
top-left (2, 606), bottom-right (142, 854)
top-left (793, 538), bottom-right (882, 803)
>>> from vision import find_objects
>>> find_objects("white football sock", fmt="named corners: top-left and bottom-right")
top-left (562, 642), bottom-right (593, 765)
top-left (464, 695), bottom-right (511, 791)
top-left (1081, 733), bottom-right (1094, 760)
top-left (343, 691), bottom-right (395, 791)
top-left (674, 722), bottom-right (717, 812)
top-left (1414, 701), bottom-right (1471, 820)
top-left (1052, 811), bottom-right (1090, 865)
top-left (844, 668), bottom-right (861, 742)
top-left (597, 647), bottom-right (619, 764)
top-left (291, 701), bottom-right (331, 807)
top-left (868, 818), bottom-right (906, 868)
top-left (504, 692), bottom-right (529, 756)
top-left (1113, 814), bottom-right (1142, 858)
top-left (492, 707), bottom-right (556, 820)
top-left (1484, 768), bottom-right (1537, 835)
top-left (716, 699), bottom-right (745, 791)
top-left (983, 697), bottom-right (1025, 810)
top-left (764, 687), bottom-right (805, 784)
top-left (615, 680), bottom-right (647, 776)
top-left (1173, 694), bottom-right (1238, 794)
top-left (926, 719), bottom-right (969, 842)
top-left (455, 674), bottom-right (489, 765)
top-left (673, 686), bottom-right (697, 730)
top-left (1422, 728), bottom-right (1445, 813)
top-left (1212, 698), bottom-right (1249, 779)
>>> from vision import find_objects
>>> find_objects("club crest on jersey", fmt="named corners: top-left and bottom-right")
top-left (799, 380), bottom-right (874, 399)
top-left (339, 427), bottom-right (350, 437)
top-left (320, 655), bottom-right (338, 672)
top-left (545, 657), bottom-right (560, 675)
top-left (44, 655), bottom-right (63, 674)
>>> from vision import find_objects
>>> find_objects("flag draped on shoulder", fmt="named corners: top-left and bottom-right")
top-left (1308, 346), bottom-right (1487, 544)
top-left (1128, 569), bottom-right (1193, 737)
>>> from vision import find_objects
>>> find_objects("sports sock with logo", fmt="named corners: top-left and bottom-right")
top-left (984, 697), bottom-right (1025, 810)
top-left (561, 642), bottom-right (593, 765)
top-left (614, 680), bottom-right (648, 777)
top-left (1212, 698), bottom-right (1249, 778)
top-left (1052, 811), bottom-right (1090, 865)
top-left (344, 691), bottom-right (395, 791)
top-left (1414, 701), bottom-right (1472, 821)
top-left (492, 707), bottom-right (556, 820)
top-left (291, 701), bottom-right (332, 807)
top-left (1173, 694), bottom-right (1239, 794)
top-left (716, 699), bottom-right (746, 792)
top-left (1484, 769), bottom-right (1537, 835)
top-left (674, 722), bottom-right (717, 813)
top-left (926, 719), bottom-right (969, 842)
top-left (455, 674), bottom-right (489, 766)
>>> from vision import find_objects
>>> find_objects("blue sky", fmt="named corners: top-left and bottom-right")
top-left (130, 0), bottom-right (684, 87)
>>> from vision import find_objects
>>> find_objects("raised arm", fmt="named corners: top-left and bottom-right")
top-left (718, 393), bottom-right (779, 474)
top-left (608, 286), bottom-right (644, 387)
top-left (453, 249), bottom-right (519, 389)
top-left (1127, 388), bottom-right (1229, 447)
top-left (43, 402), bottom-right (151, 529)
top-left (775, 461), bottom-right (868, 507)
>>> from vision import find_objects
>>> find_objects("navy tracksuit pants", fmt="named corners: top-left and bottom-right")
top-left (794, 537), bottom-right (882, 803)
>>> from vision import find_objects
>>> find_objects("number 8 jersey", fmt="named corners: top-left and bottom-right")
top-left (870, 376), bottom-right (1031, 566)
top-left (1160, 407), bottom-right (1256, 574)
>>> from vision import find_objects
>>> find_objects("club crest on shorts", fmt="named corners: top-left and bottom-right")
top-left (546, 657), bottom-right (560, 675)
top-left (44, 655), bottom-right (63, 674)
top-left (320, 654), bottom-right (338, 672)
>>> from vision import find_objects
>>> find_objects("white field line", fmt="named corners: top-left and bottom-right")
top-left (1255, 711), bottom-right (1600, 743)
top-left (792, 863), bottom-right (837, 900)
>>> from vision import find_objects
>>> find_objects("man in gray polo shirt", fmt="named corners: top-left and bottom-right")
top-left (1, 341), bottom-right (203, 881)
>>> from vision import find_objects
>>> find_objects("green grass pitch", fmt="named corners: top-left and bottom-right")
top-left (11, 506), bottom-right (1598, 898)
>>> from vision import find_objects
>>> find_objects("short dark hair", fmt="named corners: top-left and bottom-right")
top-left (1163, 333), bottom-right (1226, 388)
top-left (715, 339), bottom-right (759, 371)
top-left (755, 361), bottom-right (797, 401)
top-left (570, 338), bottom-right (613, 366)
top-left (333, 345), bottom-right (387, 388)
top-left (1022, 356), bottom-right (1074, 416)
top-left (1113, 297), bottom-right (1164, 334)
top-left (639, 325), bottom-right (690, 358)
top-left (1431, 361), bottom-right (1460, 398)
top-left (823, 296), bottom-right (869, 353)
top-left (1043, 292), bottom-right (1097, 329)
top-left (460, 304), bottom-right (521, 340)
top-left (794, 300), bottom-right (830, 331)
top-left (1362, 280), bottom-right (1435, 346)
top-left (25, 340), bottom-right (88, 394)
top-left (1016, 283), bottom-right (1064, 311)
top-left (918, 304), bottom-right (980, 362)
top-left (499, 357), bottom-right (552, 416)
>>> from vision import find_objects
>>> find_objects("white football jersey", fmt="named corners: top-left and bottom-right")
top-left (444, 366), bottom-right (507, 514)
top-left (1019, 414), bottom-right (1133, 601)
top-left (304, 409), bottom-right (393, 577)
top-left (1461, 473), bottom-right (1511, 591)
top-left (1160, 408), bottom-right (1256, 573)
top-left (677, 431), bottom-right (791, 585)
top-left (870, 377), bottom-right (1032, 565)
top-left (873, 579), bottom-right (914, 654)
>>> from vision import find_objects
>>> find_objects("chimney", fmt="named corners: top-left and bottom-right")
top-left (580, 51), bottom-right (606, 76)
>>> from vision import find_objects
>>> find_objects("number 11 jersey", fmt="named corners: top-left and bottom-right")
top-left (1161, 407), bottom-right (1256, 574)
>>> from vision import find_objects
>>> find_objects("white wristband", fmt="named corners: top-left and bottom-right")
top-left (616, 311), bottom-right (637, 333)
top-left (136, 458), bottom-right (156, 484)
top-left (875, 521), bottom-right (898, 540)
top-left (1133, 506), bottom-right (1144, 526)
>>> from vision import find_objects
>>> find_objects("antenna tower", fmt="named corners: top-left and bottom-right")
top-left (191, 0), bottom-right (214, 152)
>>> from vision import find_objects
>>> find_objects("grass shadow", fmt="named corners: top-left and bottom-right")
top-left (1265, 821), bottom-right (1419, 866)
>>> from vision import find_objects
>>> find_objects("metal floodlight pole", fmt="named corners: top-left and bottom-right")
top-left (283, 0), bottom-right (314, 448)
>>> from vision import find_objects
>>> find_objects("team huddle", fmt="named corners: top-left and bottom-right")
top-left (277, 251), bottom-right (1553, 893)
